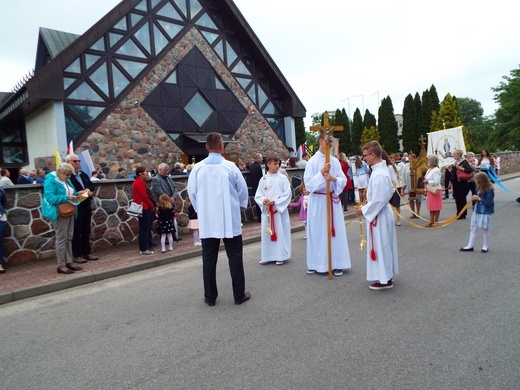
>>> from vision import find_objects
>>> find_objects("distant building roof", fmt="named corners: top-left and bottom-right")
top-left (35, 27), bottom-right (80, 71)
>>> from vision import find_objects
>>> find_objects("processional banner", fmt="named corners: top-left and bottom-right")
top-left (427, 126), bottom-right (466, 167)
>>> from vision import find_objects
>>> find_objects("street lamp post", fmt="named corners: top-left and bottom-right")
top-left (341, 94), bottom-right (365, 142)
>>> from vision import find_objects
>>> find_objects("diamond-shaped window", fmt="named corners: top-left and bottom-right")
top-left (184, 92), bottom-right (213, 127)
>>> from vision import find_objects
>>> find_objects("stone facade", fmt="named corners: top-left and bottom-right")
top-left (1, 169), bottom-right (306, 265)
top-left (75, 27), bottom-right (290, 179)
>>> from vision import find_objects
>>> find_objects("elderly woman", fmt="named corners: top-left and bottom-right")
top-left (422, 155), bottom-right (443, 227)
top-left (132, 166), bottom-right (156, 255)
top-left (42, 163), bottom-right (81, 274)
top-left (450, 149), bottom-right (473, 220)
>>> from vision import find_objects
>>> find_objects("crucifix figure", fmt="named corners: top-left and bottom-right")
top-left (306, 112), bottom-right (351, 280)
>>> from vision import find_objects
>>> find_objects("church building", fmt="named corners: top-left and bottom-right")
top-left (0, 0), bottom-right (305, 176)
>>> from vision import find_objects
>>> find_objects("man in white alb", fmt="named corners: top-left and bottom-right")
top-left (187, 132), bottom-right (251, 306)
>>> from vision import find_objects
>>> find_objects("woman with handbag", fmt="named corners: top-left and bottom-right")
top-left (422, 155), bottom-right (443, 227)
top-left (450, 149), bottom-right (473, 220)
top-left (42, 163), bottom-right (81, 274)
top-left (132, 166), bottom-right (156, 255)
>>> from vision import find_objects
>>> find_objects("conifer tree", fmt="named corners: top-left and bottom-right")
top-left (360, 125), bottom-right (380, 147)
top-left (377, 96), bottom-right (399, 153)
top-left (351, 108), bottom-right (364, 154)
top-left (429, 84), bottom-right (440, 113)
top-left (402, 94), bottom-right (418, 154)
top-left (295, 117), bottom-right (305, 149)
top-left (333, 108), bottom-right (351, 154)
top-left (363, 110), bottom-right (377, 130)
top-left (430, 93), bottom-right (463, 131)
top-left (419, 89), bottom-right (433, 138)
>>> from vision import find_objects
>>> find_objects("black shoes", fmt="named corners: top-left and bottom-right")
top-left (235, 292), bottom-right (251, 305)
top-left (481, 249), bottom-right (489, 253)
top-left (204, 297), bottom-right (216, 307)
top-left (459, 247), bottom-right (474, 252)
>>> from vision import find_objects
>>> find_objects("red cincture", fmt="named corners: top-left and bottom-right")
top-left (370, 216), bottom-right (378, 260)
top-left (314, 192), bottom-right (341, 237)
top-left (269, 204), bottom-right (277, 241)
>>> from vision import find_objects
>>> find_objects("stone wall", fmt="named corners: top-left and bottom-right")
top-left (3, 151), bottom-right (520, 265)
top-left (1, 169), bottom-right (305, 265)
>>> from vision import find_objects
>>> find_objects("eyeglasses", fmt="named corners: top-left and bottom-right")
top-left (69, 160), bottom-right (81, 163)
top-left (362, 153), bottom-right (371, 158)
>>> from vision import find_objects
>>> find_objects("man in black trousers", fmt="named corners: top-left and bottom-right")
top-left (247, 153), bottom-right (263, 222)
top-left (66, 154), bottom-right (99, 264)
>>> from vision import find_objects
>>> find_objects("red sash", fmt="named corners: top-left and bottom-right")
top-left (314, 192), bottom-right (340, 237)
top-left (268, 204), bottom-right (277, 241)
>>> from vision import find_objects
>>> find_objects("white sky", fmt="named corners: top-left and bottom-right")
top-left (1, 0), bottom-right (518, 127)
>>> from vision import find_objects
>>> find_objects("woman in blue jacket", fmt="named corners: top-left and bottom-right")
top-left (460, 172), bottom-right (494, 253)
top-left (42, 163), bottom-right (81, 274)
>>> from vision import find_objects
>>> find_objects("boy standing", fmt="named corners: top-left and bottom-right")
top-left (356, 141), bottom-right (399, 290)
top-left (255, 156), bottom-right (292, 265)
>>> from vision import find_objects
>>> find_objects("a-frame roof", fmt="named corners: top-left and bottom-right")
top-left (35, 28), bottom-right (81, 71)
top-left (1, 0), bottom-right (305, 125)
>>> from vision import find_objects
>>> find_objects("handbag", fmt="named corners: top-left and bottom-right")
top-left (57, 202), bottom-right (76, 218)
top-left (127, 201), bottom-right (143, 217)
top-left (426, 185), bottom-right (438, 195)
top-left (456, 169), bottom-right (472, 181)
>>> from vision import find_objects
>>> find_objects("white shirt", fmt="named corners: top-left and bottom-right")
top-left (187, 153), bottom-right (248, 239)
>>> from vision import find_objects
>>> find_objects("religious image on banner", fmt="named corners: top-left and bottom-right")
top-left (330, 137), bottom-right (340, 158)
top-left (427, 126), bottom-right (466, 167)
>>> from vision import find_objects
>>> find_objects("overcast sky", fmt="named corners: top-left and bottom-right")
top-left (1, 0), bottom-right (518, 128)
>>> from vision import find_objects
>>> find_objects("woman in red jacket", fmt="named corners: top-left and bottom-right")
top-left (132, 166), bottom-right (156, 255)
top-left (338, 153), bottom-right (353, 211)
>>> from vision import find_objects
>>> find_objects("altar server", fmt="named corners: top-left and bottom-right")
top-left (255, 156), bottom-right (292, 265)
top-left (357, 141), bottom-right (399, 290)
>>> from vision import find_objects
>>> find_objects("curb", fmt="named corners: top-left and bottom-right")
top-left (0, 223), bottom-right (308, 305)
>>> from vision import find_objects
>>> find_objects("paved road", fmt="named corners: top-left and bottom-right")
top-left (2, 177), bottom-right (520, 389)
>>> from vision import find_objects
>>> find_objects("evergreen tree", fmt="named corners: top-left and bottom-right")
top-left (430, 93), bottom-right (464, 131)
top-left (429, 84), bottom-right (440, 112)
top-left (377, 96), bottom-right (399, 153)
top-left (295, 117), bottom-right (306, 150)
top-left (363, 110), bottom-right (376, 129)
top-left (402, 94), bottom-right (418, 154)
top-left (412, 92), bottom-right (422, 154)
top-left (360, 125), bottom-right (380, 147)
top-left (351, 108), bottom-right (364, 154)
top-left (333, 108), bottom-right (351, 155)
top-left (419, 89), bottom-right (433, 138)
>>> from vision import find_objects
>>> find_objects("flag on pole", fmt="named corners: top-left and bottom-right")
top-left (67, 140), bottom-right (74, 155)
top-left (54, 147), bottom-right (62, 167)
top-left (297, 143), bottom-right (307, 159)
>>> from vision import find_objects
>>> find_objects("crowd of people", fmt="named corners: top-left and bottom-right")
top-left (0, 140), bottom-right (504, 299)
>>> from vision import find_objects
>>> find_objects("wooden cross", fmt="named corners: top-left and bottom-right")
top-left (309, 112), bottom-right (343, 280)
